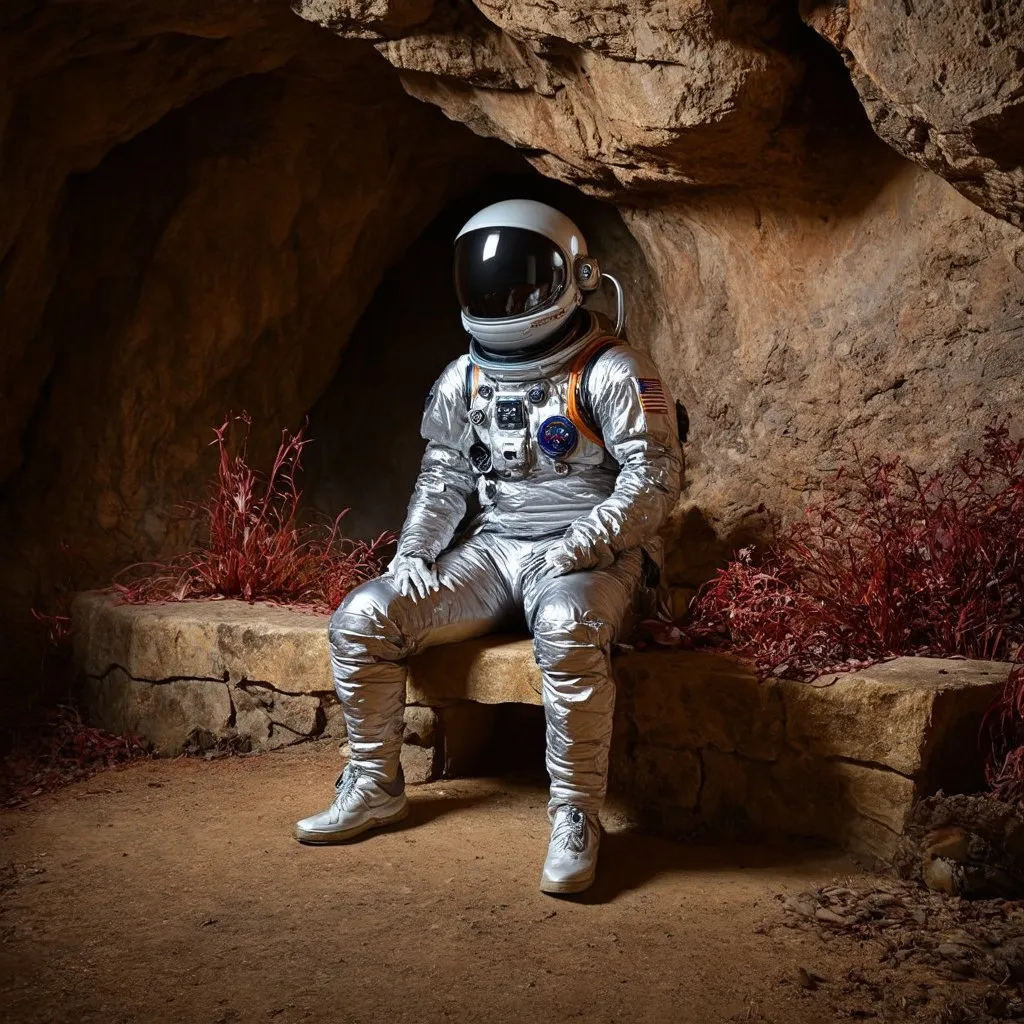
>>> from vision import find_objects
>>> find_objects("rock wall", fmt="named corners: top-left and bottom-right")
top-left (296, 0), bottom-right (1024, 585)
top-left (0, 0), bottom-right (522, 719)
top-left (633, 160), bottom-right (1024, 583)
top-left (803, 0), bottom-right (1024, 228)
top-left (2, 0), bottom-right (1023, 718)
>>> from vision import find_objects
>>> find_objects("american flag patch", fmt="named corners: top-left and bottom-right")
top-left (634, 377), bottom-right (669, 415)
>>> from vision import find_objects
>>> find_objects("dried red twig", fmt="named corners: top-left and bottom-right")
top-left (980, 662), bottom-right (1024, 804)
top-left (686, 422), bottom-right (1024, 682)
top-left (112, 414), bottom-right (394, 612)
top-left (30, 539), bottom-right (94, 648)
top-left (30, 608), bottom-right (72, 647)
top-left (1, 705), bottom-right (149, 806)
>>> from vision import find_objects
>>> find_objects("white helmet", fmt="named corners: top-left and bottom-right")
top-left (453, 199), bottom-right (603, 365)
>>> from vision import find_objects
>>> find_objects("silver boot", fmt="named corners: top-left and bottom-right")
top-left (540, 804), bottom-right (600, 895)
top-left (294, 764), bottom-right (408, 844)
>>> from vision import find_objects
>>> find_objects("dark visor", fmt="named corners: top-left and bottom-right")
top-left (454, 227), bottom-right (567, 320)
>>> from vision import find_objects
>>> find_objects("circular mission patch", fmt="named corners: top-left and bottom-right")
top-left (537, 415), bottom-right (579, 458)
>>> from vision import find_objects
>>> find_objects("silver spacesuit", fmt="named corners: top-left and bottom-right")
top-left (296, 199), bottom-right (683, 895)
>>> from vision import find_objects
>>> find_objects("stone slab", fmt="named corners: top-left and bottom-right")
top-left (778, 657), bottom-right (1012, 778)
top-left (71, 591), bottom-right (1015, 864)
top-left (72, 591), bottom-right (333, 694)
top-left (406, 635), bottom-right (542, 705)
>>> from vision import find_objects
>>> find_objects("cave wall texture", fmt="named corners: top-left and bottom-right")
top-left (2, 0), bottom-right (1023, 717)
top-left (293, 0), bottom-right (1024, 581)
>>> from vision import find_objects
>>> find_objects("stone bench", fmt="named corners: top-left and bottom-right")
top-left (71, 590), bottom-right (1014, 865)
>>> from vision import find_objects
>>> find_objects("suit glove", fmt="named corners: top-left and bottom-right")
top-left (388, 553), bottom-right (441, 600)
top-left (542, 537), bottom-right (614, 579)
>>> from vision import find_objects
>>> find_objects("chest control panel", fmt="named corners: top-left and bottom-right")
top-left (495, 398), bottom-right (526, 431)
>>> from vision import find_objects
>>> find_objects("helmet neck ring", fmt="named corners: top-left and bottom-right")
top-left (469, 308), bottom-right (587, 365)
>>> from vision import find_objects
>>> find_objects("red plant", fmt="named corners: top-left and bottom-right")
top-left (113, 414), bottom-right (394, 612)
top-left (30, 608), bottom-right (72, 647)
top-left (687, 422), bottom-right (1024, 681)
top-left (1, 705), bottom-right (149, 806)
top-left (980, 662), bottom-right (1024, 805)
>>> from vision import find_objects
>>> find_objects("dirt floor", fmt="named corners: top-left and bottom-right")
top-left (0, 745), bottom-right (1019, 1024)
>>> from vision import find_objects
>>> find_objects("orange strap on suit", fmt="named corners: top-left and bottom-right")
top-left (566, 335), bottom-right (619, 446)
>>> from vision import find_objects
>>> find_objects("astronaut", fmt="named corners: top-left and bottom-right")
top-left (295, 200), bottom-right (683, 895)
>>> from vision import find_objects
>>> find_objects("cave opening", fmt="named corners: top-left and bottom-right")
top-left (0, 21), bottom-right (660, 734)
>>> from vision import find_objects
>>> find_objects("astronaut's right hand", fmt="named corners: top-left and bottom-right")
top-left (388, 553), bottom-right (441, 600)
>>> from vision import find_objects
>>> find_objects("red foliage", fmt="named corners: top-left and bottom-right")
top-left (1, 705), bottom-right (149, 806)
top-left (980, 662), bottom-right (1024, 805)
top-left (30, 608), bottom-right (72, 647)
top-left (113, 414), bottom-right (394, 612)
top-left (30, 539), bottom-right (94, 647)
top-left (687, 422), bottom-right (1024, 681)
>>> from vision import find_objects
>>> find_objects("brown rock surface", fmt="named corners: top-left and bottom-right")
top-left (294, 0), bottom-right (436, 39)
top-left (804, 0), bottom-right (1024, 228)
top-left (297, 0), bottom-right (807, 195)
top-left (630, 162), bottom-right (1024, 584)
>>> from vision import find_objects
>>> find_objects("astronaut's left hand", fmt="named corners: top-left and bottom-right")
top-left (542, 538), bottom-right (614, 579)
top-left (388, 553), bottom-right (442, 600)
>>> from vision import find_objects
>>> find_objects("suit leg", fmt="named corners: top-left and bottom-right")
top-left (330, 534), bottom-right (517, 782)
top-left (522, 547), bottom-right (643, 816)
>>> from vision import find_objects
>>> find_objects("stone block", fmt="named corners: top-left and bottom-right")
top-left (321, 701), bottom-right (348, 741)
top-left (72, 591), bottom-right (332, 693)
top-left (231, 684), bottom-right (322, 750)
top-left (69, 592), bottom-right (1015, 865)
top-left (741, 750), bottom-right (917, 864)
top-left (616, 651), bottom-right (784, 761)
top-left (618, 744), bottom-right (701, 813)
top-left (400, 743), bottom-right (439, 785)
top-left (406, 636), bottom-right (541, 705)
top-left (401, 707), bottom-right (443, 783)
top-left (779, 657), bottom-right (1010, 779)
top-left (403, 705), bottom-right (438, 747)
top-left (699, 748), bottom-right (750, 826)
top-left (84, 668), bottom-right (233, 755)
top-left (613, 744), bottom-right (702, 834)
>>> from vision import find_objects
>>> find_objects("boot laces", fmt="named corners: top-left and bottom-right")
top-left (332, 764), bottom-right (361, 809)
top-left (551, 805), bottom-right (589, 853)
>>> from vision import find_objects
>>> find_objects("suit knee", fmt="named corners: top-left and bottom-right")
top-left (532, 612), bottom-right (612, 673)
top-left (329, 579), bottom-right (402, 658)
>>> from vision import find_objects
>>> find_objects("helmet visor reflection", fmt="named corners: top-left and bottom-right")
top-left (454, 227), bottom-right (567, 320)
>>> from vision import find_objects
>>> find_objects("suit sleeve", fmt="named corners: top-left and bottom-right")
top-left (395, 357), bottom-right (477, 562)
top-left (559, 348), bottom-right (683, 563)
